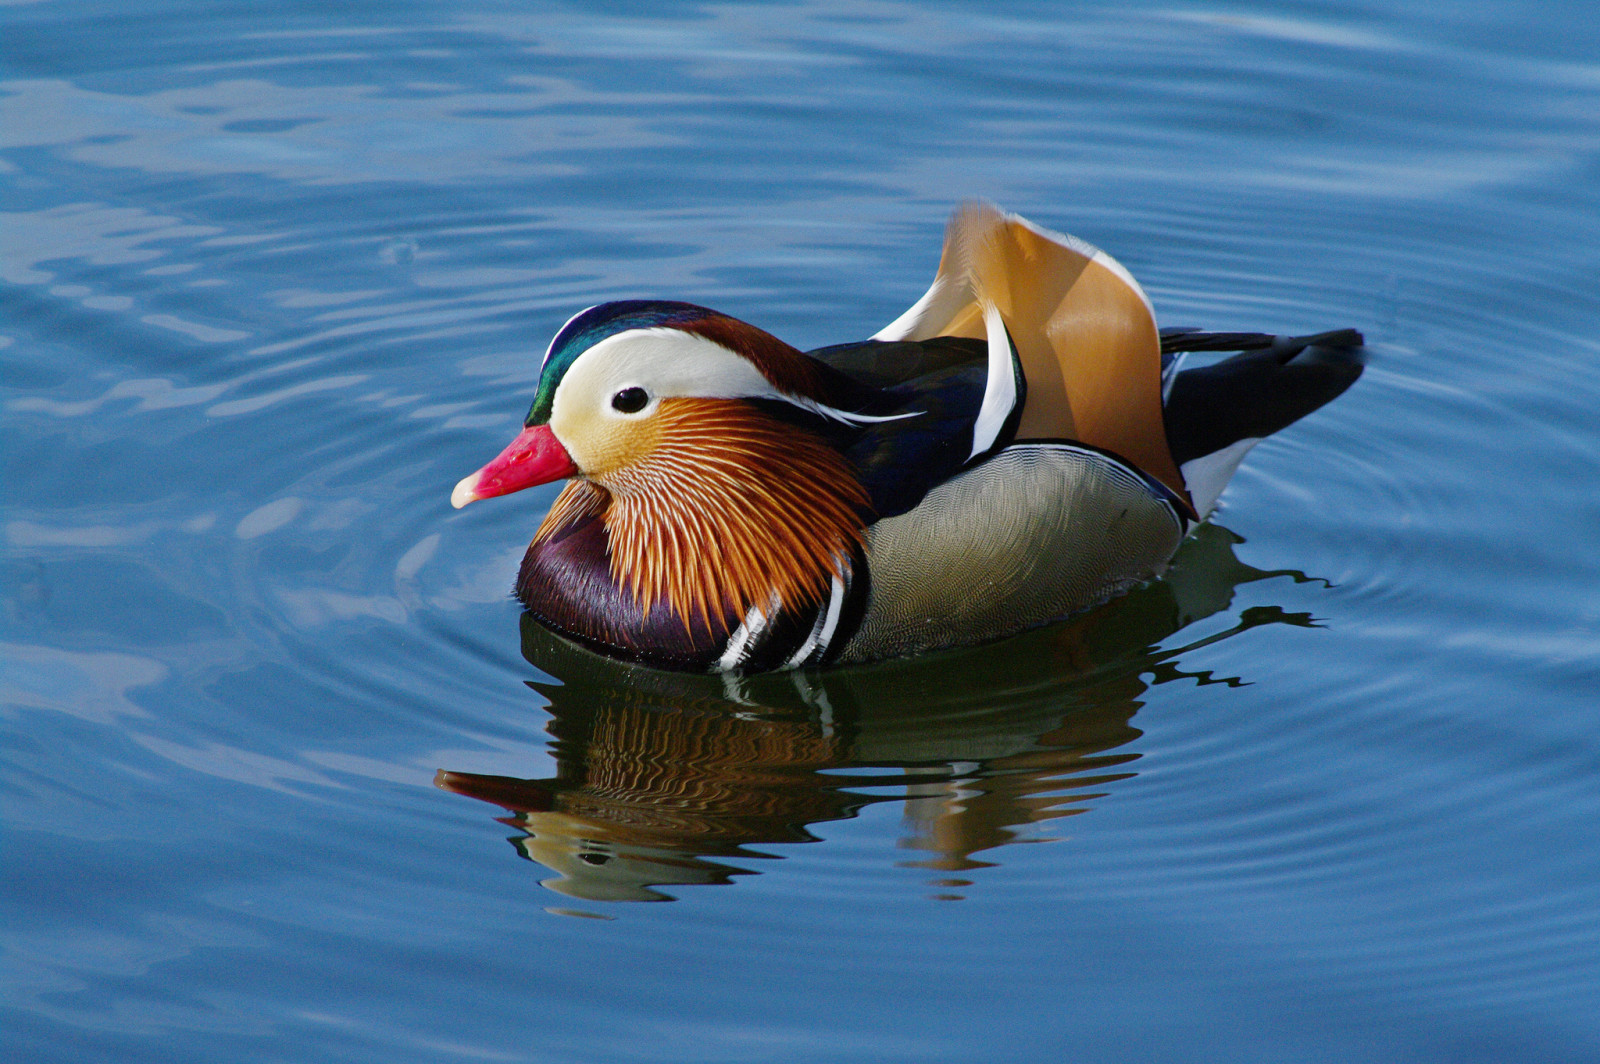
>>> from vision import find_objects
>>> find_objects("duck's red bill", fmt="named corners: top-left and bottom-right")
top-left (451, 424), bottom-right (577, 508)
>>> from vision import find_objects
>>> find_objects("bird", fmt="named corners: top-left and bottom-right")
top-left (451, 203), bottom-right (1363, 673)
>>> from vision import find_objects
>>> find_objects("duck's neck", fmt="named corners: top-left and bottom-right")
top-left (523, 399), bottom-right (869, 653)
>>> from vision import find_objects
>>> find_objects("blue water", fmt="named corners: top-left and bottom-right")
top-left (5, 2), bottom-right (1599, 1061)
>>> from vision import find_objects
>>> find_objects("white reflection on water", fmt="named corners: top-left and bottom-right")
top-left (0, 76), bottom-right (672, 184)
top-left (4, 0), bottom-right (1600, 1058)
top-left (0, 203), bottom-right (220, 285)
top-left (132, 734), bottom-right (343, 794)
top-left (1, 644), bottom-right (162, 724)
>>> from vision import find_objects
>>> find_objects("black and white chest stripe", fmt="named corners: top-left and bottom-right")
top-left (713, 554), bottom-right (866, 673)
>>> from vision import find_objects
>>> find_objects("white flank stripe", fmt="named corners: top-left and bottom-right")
top-left (969, 301), bottom-right (1017, 460)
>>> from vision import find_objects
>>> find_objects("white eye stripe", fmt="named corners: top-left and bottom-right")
top-left (551, 327), bottom-right (925, 427)
top-left (553, 328), bottom-right (776, 416)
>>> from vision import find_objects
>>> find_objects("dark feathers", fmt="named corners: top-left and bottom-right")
top-left (1161, 330), bottom-right (1365, 467)
top-left (807, 338), bottom-right (995, 519)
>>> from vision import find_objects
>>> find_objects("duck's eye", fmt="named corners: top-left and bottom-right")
top-left (610, 387), bottom-right (649, 414)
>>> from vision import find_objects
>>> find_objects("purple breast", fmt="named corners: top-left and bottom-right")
top-left (516, 511), bottom-right (736, 669)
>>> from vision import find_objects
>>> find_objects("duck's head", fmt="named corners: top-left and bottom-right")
top-left (451, 301), bottom-right (874, 627)
top-left (450, 300), bottom-right (862, 508)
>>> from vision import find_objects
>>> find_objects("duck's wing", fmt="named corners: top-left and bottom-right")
top-left (807, 335), bottom-right (988, 389)
top-left (804, 336), bottom-right (1014, 520)
top-left (875, 203), bottom-right (1187, 502)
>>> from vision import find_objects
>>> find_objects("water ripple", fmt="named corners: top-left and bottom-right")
top-left (6, 0), bottom-right (1600, 1059)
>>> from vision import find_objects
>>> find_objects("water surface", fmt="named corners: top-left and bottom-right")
top-left (5, 2), bottom-right (1600, 1061)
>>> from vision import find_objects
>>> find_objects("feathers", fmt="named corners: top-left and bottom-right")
top-left (537, 300), bottom-right (917, 436)
top-left (1162, 330), bottom-right (1366, 468)
top-left (806, 336), bottom-right (995, 519)
top-left (676, 311), bottom-right (828, 402)
top-left (874, 202), bottom-right (1188, 501)
top-left (1161, 329), bottom-right (1365, 518)
top-left (971, 300), bottom-right (1022, 459)
top-left (534, 398), bottom-right (869, 640)
top-left (465, 203), bottom-right (1366, 672)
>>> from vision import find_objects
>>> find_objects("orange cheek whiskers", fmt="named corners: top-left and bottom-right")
top-left (544, 398), bottom-right (869, 636)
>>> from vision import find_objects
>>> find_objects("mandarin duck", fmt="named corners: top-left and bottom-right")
top-left (452, 204), bottom-right (1363, 672)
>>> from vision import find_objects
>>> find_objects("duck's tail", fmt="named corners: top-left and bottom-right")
top-left (1161, 328), bottom-right (1365, 518)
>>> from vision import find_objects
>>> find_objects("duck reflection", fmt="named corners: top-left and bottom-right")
top-left (437, 524), bottom-right (1318, 902)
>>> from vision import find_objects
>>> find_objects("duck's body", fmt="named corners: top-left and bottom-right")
top-left (453, 204), bottom-right (1363, 672)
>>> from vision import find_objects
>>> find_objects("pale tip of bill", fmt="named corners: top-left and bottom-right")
top-left (450, 472), bottom-right (481, 510)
